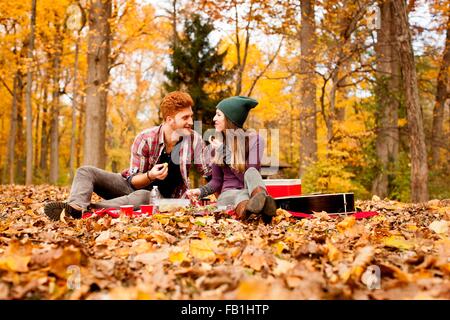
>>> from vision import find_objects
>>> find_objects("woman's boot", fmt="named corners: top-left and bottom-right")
top-left (246, 186), bottom-right (267, 214)
top-left (261, 195), bottom-right (277, 223)
top-left (235, 200), bottom-right (250, 219)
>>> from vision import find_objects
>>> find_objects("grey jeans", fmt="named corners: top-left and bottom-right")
top-left (217, 167), bottom-right (266, 209)
top-left (68, 165), bottom-right (151, 211)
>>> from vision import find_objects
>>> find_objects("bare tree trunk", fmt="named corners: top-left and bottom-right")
top-left (40, 83), bottom-right (49, 175)
top-left (372, 0), bottom-right (400, 198)
top-left (7, 73), bottom-right (20, 184)
top-left (299, 0), bottom-right (317, 175)
top-left (70, 36), bottom-right (80, 181)
top-left (16, 77), bottom-right (26, 183)
top-left (84, 0), bottom-right (112, 168)
top-left (325, 1), bottom-right (367, 147)
top-left (77, 100), bottom-right (84, 169)
top-left (431, 13), bottom-right (450, 167)
top-left (327, 71), bottom-right (339, 145)
top-left (49, 26), bottom-right (62, 184)
top-left (34, 97), bottom-right (40, 171)
top-left (170, 0), bottom-right (179, 46)
top-left (0, 116), bottom-right (5, 184)
top-left (34, 72), bottom-right (45, 174)
top-left (335, 99), bottom-right (346, 121)
top-left (289, 101), bottom-right (294, 164)
top-left (390, 44), bottom-right (401, 166)
top-left (392, 0), bottom-right (428, 202)
top-left (233, 1), bottom-right (252, 96)
top-left (25, 0), bottom-right (37, 185)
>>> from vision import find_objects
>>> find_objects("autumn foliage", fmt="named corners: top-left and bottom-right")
top-left (0, 0), bottom-right (449, 201)
top-left (0, 0), bottom-right (449, 301)
top-left (0, 185), bottom-right (449, 299)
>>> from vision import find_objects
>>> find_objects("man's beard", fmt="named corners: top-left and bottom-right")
top-left (173, 124), bottom-right (192, 137)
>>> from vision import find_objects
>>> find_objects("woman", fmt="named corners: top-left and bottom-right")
top-left (187, 96), bottom-right (277, 223)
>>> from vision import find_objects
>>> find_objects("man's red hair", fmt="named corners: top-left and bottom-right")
top-left (160, 91), bottom-right (194, 120)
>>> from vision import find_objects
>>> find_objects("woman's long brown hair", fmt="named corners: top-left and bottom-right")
top-left (213, 117), bottom-right (249, 173)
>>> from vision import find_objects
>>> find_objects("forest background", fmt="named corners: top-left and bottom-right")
top-left (0, 0), bottom-right (449, 203)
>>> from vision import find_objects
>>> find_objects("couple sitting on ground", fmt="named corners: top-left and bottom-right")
top-left (44, 91), bottom-right (277, 223)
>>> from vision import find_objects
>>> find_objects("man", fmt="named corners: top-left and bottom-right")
top-left (44, 91), bottom-right (211, 220)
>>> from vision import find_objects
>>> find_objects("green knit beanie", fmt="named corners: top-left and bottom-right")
top-left (216, 96), bottom-right (258, 128)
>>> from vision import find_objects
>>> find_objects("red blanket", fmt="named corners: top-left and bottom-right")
top-left (83, 208), bottom-right (379, 220)
top-left (82, 208), bottom-right (140, 219)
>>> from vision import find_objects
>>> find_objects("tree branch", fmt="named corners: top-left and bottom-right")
top-left (247, 36), bottom-right (284, 96)
top-left (0, 76), bottom-right (13, 96)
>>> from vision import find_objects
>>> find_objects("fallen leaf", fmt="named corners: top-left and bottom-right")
top-left (95, 230), bottom-right (110, 244)
top-left (189, 239), bottom-right (217, 263)
top-left (285, 276), bottom-right (303, 289)
top-left (273, 258), bottom-right (295, 276)
top-left (194, 216), bottom-right (215, 226)
top-left (22, 198), bottom-right (33, 204)
top-left (225, 233), bottom-right (245, 244)
top-left (379, 262), bottom-right (411, 282)
top-left (348, 246), bottom-right (375, 281)
top-left (0, 240), bottom-right (33, 272)
top-left (0, 282), bottom-right (9, 299)
top-left (60, 208), bottom-right (67, 223)
top-left (326, 240), bottom-right (343, 262)
top-left (428, 220), bottom-right (449, 235)
top-left (235, 278), bottom-right (271, 299)
top-left (272, 241), bottom-right (289, 256)
top-left (49, 247), bottom-right (82, 278)
top-left (312, 211), bottom-right (331, 220)
top-left (1, 184), bottom-right (449, 300)
top-left (150, 230), bottom-right (177, 244)
top-left (337, 216), bottom-right (356, 233)
top-left (169, 250), bottom-right (188, 264)
top-left (383, 236), bottom-right (414, 250)
top-left (134, 249), bottom-right (169, 266)
top-left (131, 239), bottom-right (153, 254)
top-left (273, 208), bottom-right (292, 224)
top-left (405, 224), bottom-right (418, 232)
top-left (241, 246), bottom-right (268, 271)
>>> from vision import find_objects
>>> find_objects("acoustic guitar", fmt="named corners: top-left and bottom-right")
top-left (275, 193), bottom-right (355, 216)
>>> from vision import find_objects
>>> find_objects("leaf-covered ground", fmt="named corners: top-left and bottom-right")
top-left (0, 185), bottom-right (449, 300)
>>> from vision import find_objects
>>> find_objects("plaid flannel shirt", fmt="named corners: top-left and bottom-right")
top-left (121, 125), bottom-right (212, 198)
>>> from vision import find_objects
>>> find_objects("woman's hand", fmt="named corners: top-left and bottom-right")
top-left (186, 188), bottom-right (201, 199)
top-left (209, 136), bottom-right (223, 150)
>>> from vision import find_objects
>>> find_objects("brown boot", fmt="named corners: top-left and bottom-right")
top-left (261, 195), bottom-right (277, 224)
top-left (246, 186), bottom-right (267, 214)
top-left (43, 202), bottom-right (83, 221)
top-left (235, 200), bottom-right (250, 220)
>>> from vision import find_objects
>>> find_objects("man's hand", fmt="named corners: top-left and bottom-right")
top-left (130, 163), bottom-right (168, 189)
top-left (148, 163), bottom-right (168, 181)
